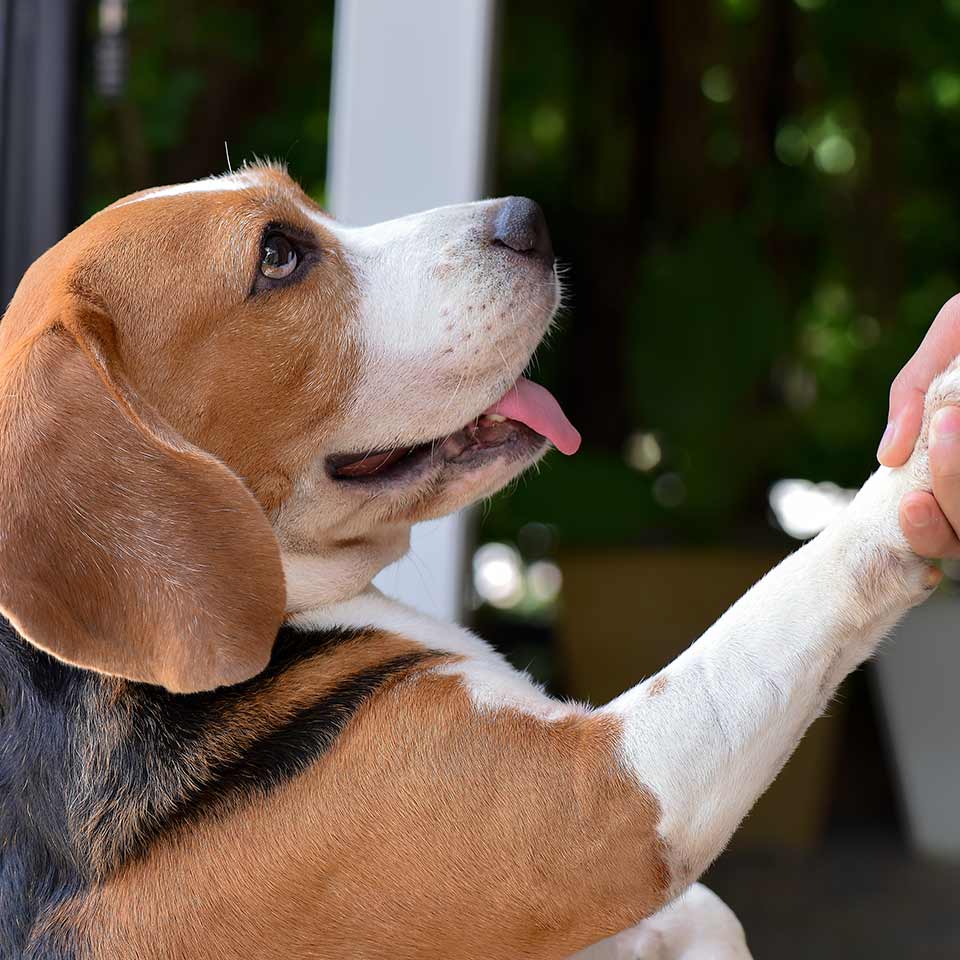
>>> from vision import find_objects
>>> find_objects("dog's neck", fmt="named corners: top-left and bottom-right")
top-left (280, 525), bottom-right (411, 615)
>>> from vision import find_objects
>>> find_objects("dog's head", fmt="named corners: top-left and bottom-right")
top-left (0, 164), bottom-right (578, 691)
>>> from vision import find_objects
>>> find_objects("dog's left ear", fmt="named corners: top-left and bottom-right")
top-left (0, 286), bottom-right (287, 692)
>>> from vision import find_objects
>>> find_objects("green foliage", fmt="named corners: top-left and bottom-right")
top-left (83, 0), bottom-right (335, 215)
top-left (626, 218), bottom-right (788, 534)
top-left (486, 0), bottom-right (960, 546)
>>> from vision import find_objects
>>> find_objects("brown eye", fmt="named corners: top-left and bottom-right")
top-left (260, 233), bottom-right (298, 279)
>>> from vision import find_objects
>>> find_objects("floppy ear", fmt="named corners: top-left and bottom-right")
top-left (0, 294), bottom-right (286, 692)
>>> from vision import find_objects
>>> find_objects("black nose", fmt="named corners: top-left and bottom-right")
top-left (489, 197), bottom-right (553, 264)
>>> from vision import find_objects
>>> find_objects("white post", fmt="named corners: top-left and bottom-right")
top-left (327, 0), bottom-right (498, 621)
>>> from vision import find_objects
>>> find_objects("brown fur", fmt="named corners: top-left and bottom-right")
top-left (69, 671), bottom-right (668, 960)
top-left (72, 628), bottom-right (445, 879)
top-left (0, 171), bottom-right (358, 691)
top-left (0, 303), bottom-right (286, 691)
top-left (647, 675), bottom-right (670, 698)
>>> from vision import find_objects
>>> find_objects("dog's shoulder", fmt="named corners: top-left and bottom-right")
top-left (0, 610), bottom-right (439, 954)
top-left (297, 590), bottom-right (569, 718)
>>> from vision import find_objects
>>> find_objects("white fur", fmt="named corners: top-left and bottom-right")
top-left (319, 201), bottom-right (504, 359)
top-left (292, 588), bottom-right (577, 721)
top-left (312, 201), bottom-right (560, 453)
top-left (114, 172), bottom-right (259, 206)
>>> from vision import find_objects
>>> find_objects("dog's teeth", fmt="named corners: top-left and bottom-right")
top-left (486, 414), bottom-right (506, 423)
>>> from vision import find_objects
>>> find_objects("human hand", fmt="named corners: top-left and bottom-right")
top-left (878, 295), bottom-right (960, 558)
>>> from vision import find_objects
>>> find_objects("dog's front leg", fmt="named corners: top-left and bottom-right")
top-left (597, 369), bottom-right (946, 903)
top-left (600, 461), bottom-right (934, 899)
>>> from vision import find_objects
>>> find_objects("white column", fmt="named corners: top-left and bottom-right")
top-left (327, 0), bottom-right (498, 621)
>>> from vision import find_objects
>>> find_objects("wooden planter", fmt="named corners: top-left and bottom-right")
top-left (558, 545), bottom-right (848, 851)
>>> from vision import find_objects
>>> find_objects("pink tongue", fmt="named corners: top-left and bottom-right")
top-left (484, 378), bottom-right (581, 455)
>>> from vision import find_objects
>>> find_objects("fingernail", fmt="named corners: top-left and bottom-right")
top-left (932, 407), bottom-right (960, 446)
top-left (905, 501), bottom-right (932, 529)
top-left (877, 420), bottom-right (896, 460)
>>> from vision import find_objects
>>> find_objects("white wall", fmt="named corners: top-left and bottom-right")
top-left (327, 0), bottom-right (498, 621)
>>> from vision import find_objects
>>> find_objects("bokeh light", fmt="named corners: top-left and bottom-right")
top-left (769, 478), bottom-right (856, 539)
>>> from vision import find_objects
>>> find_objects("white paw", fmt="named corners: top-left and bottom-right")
top-left (840, 360), bottom-right (960, 609)
top-left (875, 355), bottom-right (960, 511)
top-left (906, 355), bottom-right (960, 489)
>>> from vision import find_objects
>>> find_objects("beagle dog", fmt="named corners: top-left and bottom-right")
top-left (0, 163), bottom-right (946, 960)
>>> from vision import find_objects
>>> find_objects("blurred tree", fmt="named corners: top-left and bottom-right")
top-left (489, 0), bottom-right (960, 546)
top-left (83, 0), bottom-right (335, 215)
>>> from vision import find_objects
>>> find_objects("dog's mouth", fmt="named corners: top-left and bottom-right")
top-left (328, 378), bottom-right (580, 484)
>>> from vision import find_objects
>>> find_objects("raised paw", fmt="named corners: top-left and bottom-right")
top-left (837, 362), bottom-right (960, 611)
top-left (904, 356), bottom-right (960, 493)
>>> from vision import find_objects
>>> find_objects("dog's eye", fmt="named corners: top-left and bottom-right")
top-left (260, 234), bottom-right (298, 279)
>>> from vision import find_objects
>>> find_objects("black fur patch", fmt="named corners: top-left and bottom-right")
top-left (134, 649), bottom-right (431, 851)
top-left (0, 616), bottom-right (433, 958)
